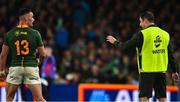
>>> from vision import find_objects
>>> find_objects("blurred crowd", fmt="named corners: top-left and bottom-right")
top-left (0, 0), bottom-right (180, 85)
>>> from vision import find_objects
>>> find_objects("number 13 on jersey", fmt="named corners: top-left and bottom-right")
top-left (15, 40), bottom-right (29, 55)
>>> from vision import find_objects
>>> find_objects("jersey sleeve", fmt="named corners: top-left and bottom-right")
top-left (114, 31), bottom-right (143, 50)
top-left (36, 31), bottom-right (44, 47)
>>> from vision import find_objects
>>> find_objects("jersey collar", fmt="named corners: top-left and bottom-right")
top-left (148, 24), bottom-right (157, 27)
top-left (16, 25), bottom-right (29, 28)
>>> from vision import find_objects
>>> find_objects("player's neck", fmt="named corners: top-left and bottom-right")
top-left (147, 22), bottom-right (155, 27)
top-left (17, 21), bottom-right (29, 28)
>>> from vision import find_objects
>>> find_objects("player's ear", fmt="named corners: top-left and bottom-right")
top-left (23, 14), bottom-right (29, 21)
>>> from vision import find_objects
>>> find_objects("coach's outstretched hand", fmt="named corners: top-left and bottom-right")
top-left (172, 72), bottom-right (179, 83)
top-left (106, 35), bottom-right (117, 44)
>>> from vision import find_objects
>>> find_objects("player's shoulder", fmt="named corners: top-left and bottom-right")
top-left (158, 27), bottom-right (169, 34)
top-left (6, 27), bottom-right (17, 36)
top-left (28, 28), bottom-right (40, 33)
top-left (28, 28), bottom-right (41, 37)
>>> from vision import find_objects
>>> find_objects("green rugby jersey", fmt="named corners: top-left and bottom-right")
top-left (4, 26), bottom-right (43, 67)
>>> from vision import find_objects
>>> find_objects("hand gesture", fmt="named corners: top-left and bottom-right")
top-left (106, 35), bottom-right (117, 44)
top-left (36, 58), bottom-right (41, 65)
top-left (0, 70), bottom-right (6, 81)
top-left (172, 72), bottom-right (179, 83)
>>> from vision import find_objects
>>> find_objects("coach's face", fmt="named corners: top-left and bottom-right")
top-left (139, 17), bottom-right (152, 29)
top-left (139, 17), bottom-right (147, 29)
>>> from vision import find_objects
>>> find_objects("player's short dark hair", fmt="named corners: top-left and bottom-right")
top-left (18, 8), bottom-right (32, 17)
top-left (140, 11), bottom-right (154, 22)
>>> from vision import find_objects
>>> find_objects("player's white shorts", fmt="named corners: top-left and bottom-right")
top-left (6, 66), bottom-right (41, 85)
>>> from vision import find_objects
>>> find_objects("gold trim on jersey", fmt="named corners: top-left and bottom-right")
top-left (16, 25), bottom-right (29, 28)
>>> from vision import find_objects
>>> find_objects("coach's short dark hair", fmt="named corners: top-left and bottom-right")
top-left (140, 11), bottom-right (154, 22)
top-left (18, 8), bottom-right (32, 17)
